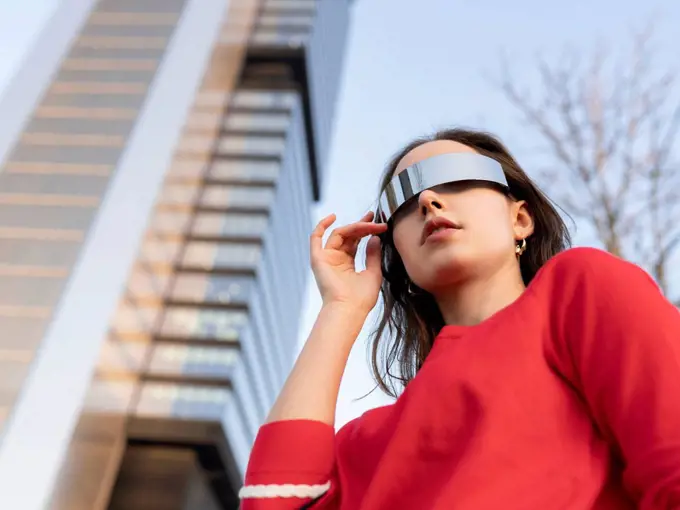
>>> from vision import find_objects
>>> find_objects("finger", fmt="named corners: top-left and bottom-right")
top-left (326, 222), bottom-right (387, 251)
top-left (330, 223), bottom-right (387, 254)
top-left (346, 214), bottom-right (378, 256)
top-left (360, 210), bottom-right (375, 222)
top-left (365, 235), bottom-right (383, 275)
top-left (310, 214), bottom-right (336, 260)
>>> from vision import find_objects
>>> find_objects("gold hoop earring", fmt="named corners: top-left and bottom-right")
top-left (515, 238), bottom-right (527, 257)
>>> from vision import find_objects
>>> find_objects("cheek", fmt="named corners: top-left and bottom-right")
top-left (392, 221), bottom-right (424, 275)
top-left (464, 198), bottom-right (515, 249)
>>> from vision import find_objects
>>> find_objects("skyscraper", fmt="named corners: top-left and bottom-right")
top-left (0, 0), bottom-right (352, 508)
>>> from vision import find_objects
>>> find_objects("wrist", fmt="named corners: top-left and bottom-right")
top-left (321, 300), bottom-right (372, 319)
top-left (317, 302), bottom-right (370, 339)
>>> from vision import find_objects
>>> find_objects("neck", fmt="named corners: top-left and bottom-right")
top-left (434, 259), bottom-right (526, 327)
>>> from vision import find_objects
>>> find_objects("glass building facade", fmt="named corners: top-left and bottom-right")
top-left (0, 0), bottom-right (352, 509)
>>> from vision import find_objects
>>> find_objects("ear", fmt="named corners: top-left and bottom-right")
top-left (511, 200), bottom-right (534, 241)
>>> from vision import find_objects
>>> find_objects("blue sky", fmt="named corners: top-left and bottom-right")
top-left (0, 0), bottom-right (678, 427)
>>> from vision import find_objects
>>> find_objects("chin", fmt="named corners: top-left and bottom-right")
top-left (417, 261), bottom-right (468, 291)
top-left (421, 249), bottom-right (479, 286)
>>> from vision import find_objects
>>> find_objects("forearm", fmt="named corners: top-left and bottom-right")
top-left (265, 303), bottom-right (367, 425)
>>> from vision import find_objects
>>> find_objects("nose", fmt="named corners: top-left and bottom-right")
top-left (417, 189), bottom-right (445, 217)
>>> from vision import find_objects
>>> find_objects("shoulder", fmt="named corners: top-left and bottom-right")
top-left (336, 404), bottom-right (394, 444)
top-left (526, 248), bottom-right (661, 312)
top-left (528, 248), bottom-right (667, 326)
top-left (536, 247), bottom-right (656, 289)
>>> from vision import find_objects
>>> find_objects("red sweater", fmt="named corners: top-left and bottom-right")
top-left (241, 248), bottom-right (680, 509)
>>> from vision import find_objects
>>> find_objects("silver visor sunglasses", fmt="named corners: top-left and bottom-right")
top-left (375, 152), bottom-right (509, 223)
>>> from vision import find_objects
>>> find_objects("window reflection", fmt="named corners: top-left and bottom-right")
top-left (148, 344), bottom-right (239, 380)
top-left (138, 239), bottom-right (183, 265)
top-left (171, 273), bottom-right (254, 304)
top-left (218, 136), bottom-right (286, 157)
top-left (150, 211), bottom-right (192, 234)
top-left (181, 242), bottom-right (261, 270)
top-left (209, 160), bottom-right (279, 182)
top-left (252, 30), bottom-right (309, 48)
top-left (178, 135), bottom-right (216, 154)
top-left (192, 212), bottom-right (268, 238)
top-left (231, 90), bottom-right (298, 110)
top-left (111, 304), bottom-right (162, 335)
top-left (225, 112), bottom-right (291, 132)
top-left (160, 306), bottom-right (248, 341)
top-left (136, 382), bottom-right (231, 419)
top-left (259, 14), bottom-right (315, 26)
top-left (84, 379), bottom-right (136, 413)
top-left (200, 186), bottom-right (275, 209)
top-left (262, 0), bottom-right (317, 9)
top-left (81, 24), bottom-right (175, 39)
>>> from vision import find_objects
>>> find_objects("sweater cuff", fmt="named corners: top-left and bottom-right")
top-left (245, 419), bottom-right (336, 486)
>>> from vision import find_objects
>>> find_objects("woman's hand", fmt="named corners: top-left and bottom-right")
top-left (310, 212), bottom-right (388, 314)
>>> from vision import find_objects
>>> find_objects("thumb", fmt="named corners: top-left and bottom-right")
top-left (365, 235), bottom-right (383, 275)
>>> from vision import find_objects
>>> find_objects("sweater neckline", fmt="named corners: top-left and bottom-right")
top-left (436, 284), bottom-right (534, 340)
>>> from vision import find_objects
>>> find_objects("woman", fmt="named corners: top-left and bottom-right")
top-left (239, 129), bottom-right (680, 509)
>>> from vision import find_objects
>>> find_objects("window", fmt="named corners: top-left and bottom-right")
top-left (259, 14), bottom-right (315, 28)
top-left (157, 184), bottom-right (200, 208)
top-left (251, 30), bottom-right (309, 48)
top-left (0, 204), bottom-right (95, 230)
top-left (262, 0), bottom-right (317, 9)
top-left (191, 212), bottom-right (268, 238)
top-left (57, 69), bottom-right (156, 83)
top-left (0, 361), bottom-right (33, 406)
top-left (199, 186), bottom-right (275, 210)
top-left (224, 112), bottom-right (291, 133)
top-left (148, 344), bottom-right (239, 380)
top-left (127, 267), bottom-right (172, 300)
top-left (42, 93), bottom-right (147, 109)
top-left (149, 211), bottom-right (192, 235)
top-left (96, 0), bottom-right (187, 13)
top-left (177, 135), bottom-right (216, 155)
top-left (208, 160), bottom-right (279, 182)
top-left (88, 12), bottom-right (180, 25)
top-left (83, 378), bottom-right (136, 413)
top-left (81, 24), bottom-right (176, 38)
top-left (194, 91), bottom-right (229, 108)
top-left (110, 303), bottom-right (162, 335)
top-left (0, 239), bottom-right (80, 266)
top-left (181, 242), bottom-right (261, 271)
top-left (185, 112), bottom-right (222, 131)
top-left (61, 58), bottom-right (158, 71)
top-left (138, 239), bottom-right (183, 265)
top-left (97, 337), bottom-right (148, 373)
top-left (232, 90), bottom-right (298, 110)
top-left (159, 307), bottom-right (248, 341)
top-left (10, 145), bottom-right (122, 165)
top-left (0, 276), bottom-right (66, 307)
top-left (218, 136), bottom-right (286, 157)
top-left (0, 316), bottom-right (48, 351)
top-left (0, 172), bottom-right (109, 196)
top-left (70, 47), bottom-right (166, 60)
top-left (135, 382), bottom-right (231, 420)
top-left (171, 273), bottom-right (254, 304)
top-left (27, 117), bottom-right (134, 136)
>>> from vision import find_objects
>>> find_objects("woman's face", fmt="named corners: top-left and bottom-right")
top-left (391, 140), bottom-right (533, 293)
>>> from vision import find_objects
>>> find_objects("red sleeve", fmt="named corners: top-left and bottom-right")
top-left (548, 248), bottom-right (680, 509)
top-left (239, 420), bottom-right (342, 509)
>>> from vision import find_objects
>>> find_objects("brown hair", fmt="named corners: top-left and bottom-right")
top-left (370, 128), bottom-right (571, 397)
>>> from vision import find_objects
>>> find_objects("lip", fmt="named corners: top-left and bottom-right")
top-left (421, 216), bottom-right (461, 244)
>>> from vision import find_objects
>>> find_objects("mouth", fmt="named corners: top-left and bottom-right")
top-left (421, 217), bottom-right (461, 244)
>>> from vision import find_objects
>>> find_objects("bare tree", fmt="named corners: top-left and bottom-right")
top-left (496, 26), bottom-right (680, 303)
